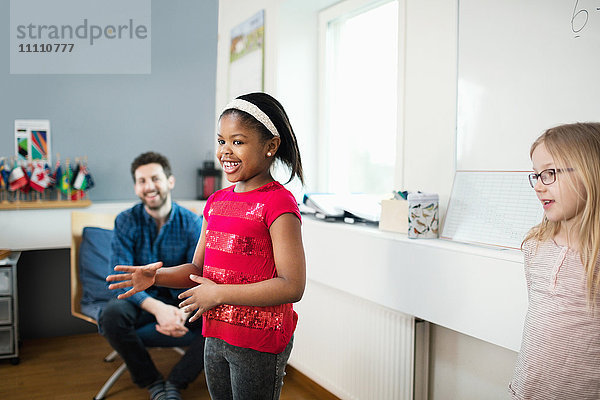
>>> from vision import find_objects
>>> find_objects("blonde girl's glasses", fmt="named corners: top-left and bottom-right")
top-left (528, 168), bottom-right (574, 188)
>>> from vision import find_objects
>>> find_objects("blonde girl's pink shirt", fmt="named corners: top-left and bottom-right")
top-left (509, 239), bottom-right (600, 399)
top-left (201, 181), bottom-right (301, 354)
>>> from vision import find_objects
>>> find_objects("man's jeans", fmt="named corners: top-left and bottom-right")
top-left (99, 297), bottom-right (205, 389)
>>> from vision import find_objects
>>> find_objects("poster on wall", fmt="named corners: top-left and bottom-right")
top-left (228, 10), bottom-right (264, 101)
top-left (14, 119), bottom-right (51, 163)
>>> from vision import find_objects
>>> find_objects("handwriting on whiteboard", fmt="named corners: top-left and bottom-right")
top-left (572, 0), bottom-right (600, 38)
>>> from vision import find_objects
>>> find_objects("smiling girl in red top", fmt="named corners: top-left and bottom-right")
top-left (108, 92), bottom-right (306, 400)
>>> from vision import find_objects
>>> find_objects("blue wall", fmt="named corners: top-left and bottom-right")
top-left (0, 0), bottom-right (218, 201)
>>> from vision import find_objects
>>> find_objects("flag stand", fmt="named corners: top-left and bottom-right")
top-left (1, 153), bottom-right (95, 210)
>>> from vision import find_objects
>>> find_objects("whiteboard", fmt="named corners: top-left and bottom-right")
top-left (441, 171), bottom-right (544, 249)
top-left (457, 0), bottom-right (600, 171)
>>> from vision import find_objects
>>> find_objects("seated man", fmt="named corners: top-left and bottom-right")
top-left (99, 152), bottom-right (204, 400)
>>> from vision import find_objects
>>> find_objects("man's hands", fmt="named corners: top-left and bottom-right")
top-left (144, 298), bottom-right (189, 338)
top-left (142, 297), bottom-right (188, 337)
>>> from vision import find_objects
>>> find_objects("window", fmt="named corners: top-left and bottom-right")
top-left (319, 0), bottom-right (399, 194)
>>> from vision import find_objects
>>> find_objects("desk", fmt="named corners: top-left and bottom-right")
top-left (0, 200), bottom-right (206, 251)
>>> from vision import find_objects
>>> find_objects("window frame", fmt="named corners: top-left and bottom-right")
top-left (317, 0), bottom-right (406, 193)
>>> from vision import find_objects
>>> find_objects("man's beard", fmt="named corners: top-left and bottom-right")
top-left (142, 191), bottom-right (168, 210)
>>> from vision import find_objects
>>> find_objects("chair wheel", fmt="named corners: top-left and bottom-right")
top-left (10, 357), bottom-right (20, 365)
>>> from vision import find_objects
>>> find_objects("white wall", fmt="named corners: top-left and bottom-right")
top-left (216, 1), bottom-right (519, 399)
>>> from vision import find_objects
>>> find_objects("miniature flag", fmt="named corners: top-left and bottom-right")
top-left (9, 164), bottom-right (28, 191)
top-left (72, 164), bottom-right (87, 190)
top-left (71, 163), bottom-right (85, 200)
top-left (29, 162), bottom-right (51, 192)
top-left (0, 163), bottom-right (10, 190)
top-left (58, 165), bottom-right (73, 195)
top-left (84, 166), bottom-right (95, 190)
top-left (20, 163), bottom-right (32, 193)
top-left (44, 163), bottom-right (55, 188)
top-left (0, 161), bottom-right (5, 189)
top-left (73, 163), bottom-right (95, 191)
top-left (71, 163), bottom-right (80, 186)
top-left (25, 162), bottom-right (32, 178)
top-left (52, 162), bottom-right (62, 186)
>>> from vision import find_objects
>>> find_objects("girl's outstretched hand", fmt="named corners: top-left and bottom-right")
top-left (178, 274), bottom-right (218, 323)
top-left (106, 261), bottom-right (163, 299)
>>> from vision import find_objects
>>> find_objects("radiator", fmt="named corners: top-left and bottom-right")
top-left (288, 280), bottom-right (428, 400)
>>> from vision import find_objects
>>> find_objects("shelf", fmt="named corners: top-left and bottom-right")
top-left (0, 200), bottom-right (92, 211)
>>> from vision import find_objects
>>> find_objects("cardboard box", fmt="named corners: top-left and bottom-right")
top-left (378, 199), bottom-right (408, 234)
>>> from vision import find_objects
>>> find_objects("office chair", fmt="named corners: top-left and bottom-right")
top-left (70, 211), bottom-right (196, 400)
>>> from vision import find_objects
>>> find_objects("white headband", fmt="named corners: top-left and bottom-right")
top-left (223, 98), bottom-right (279, 137)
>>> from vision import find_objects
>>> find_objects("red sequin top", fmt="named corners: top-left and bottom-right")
top-left (202, 181), bottom-right (301, 354)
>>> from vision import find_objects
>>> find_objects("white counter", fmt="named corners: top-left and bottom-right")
top-left (301, 217), bottom-right (527, 352)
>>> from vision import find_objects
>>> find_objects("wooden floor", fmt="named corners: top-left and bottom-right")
top-left (0, 333), bottom-right (340, 400)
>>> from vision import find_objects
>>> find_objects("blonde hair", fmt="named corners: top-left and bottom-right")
top-left (524, 122), bottom-right (600, 304)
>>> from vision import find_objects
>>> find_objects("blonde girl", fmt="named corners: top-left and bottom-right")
top-left (509, 122), bottom-right (600, 399)
top-left (108, 92), bottom-right (306, 400)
